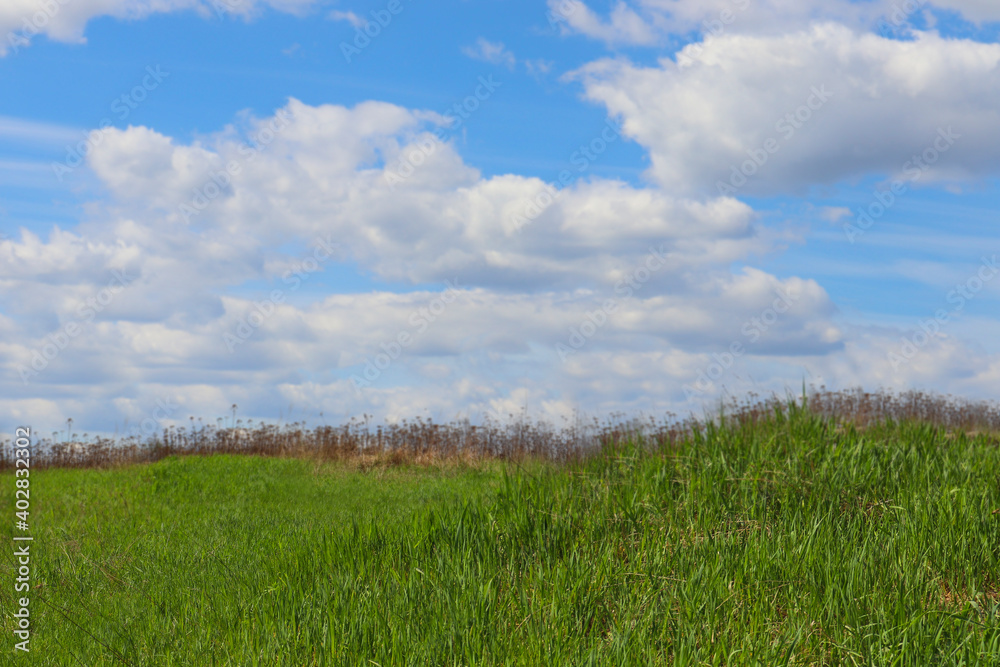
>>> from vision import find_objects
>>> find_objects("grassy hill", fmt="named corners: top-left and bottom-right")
top-left (2, 393), bottom-right (1000, 665)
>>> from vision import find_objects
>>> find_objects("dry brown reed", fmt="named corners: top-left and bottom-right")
top-left (3, 387), bottom-right (998, 471)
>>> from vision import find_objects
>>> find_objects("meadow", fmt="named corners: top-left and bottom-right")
top-left (1, 390), bottom-right (999, 665)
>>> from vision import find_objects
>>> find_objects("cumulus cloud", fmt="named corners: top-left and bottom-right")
top-left (85, 98), bottom-right (778, 291)
top-left (572, 24), bottom-right (1000, 196)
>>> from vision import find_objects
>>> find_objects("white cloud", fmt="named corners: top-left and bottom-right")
top-left (327, 9), bottom-right (364, 28)
top-left (524, 58), bottom-right (554, 78)
top-left (0, 0), bottom-right (320, 56)
top-left (86, 98), bottom-right (777, 290)
top-left (819, 206), bottom-right (852, 224)
top-left (549, 0), bottom-right (1000, 47)
top-left (572, 24), bottom-right (1000, 196)
top-left (548, 0), bottom-right (660, 46)
top-left (462, 38), bottom-right (517, 69)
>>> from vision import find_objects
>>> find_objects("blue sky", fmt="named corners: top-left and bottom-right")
top-left (2, 0), bottom-right (1000, 439)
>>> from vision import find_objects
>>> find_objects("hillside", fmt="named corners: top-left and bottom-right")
top-left (2, 392), bottom-right (1000, 665)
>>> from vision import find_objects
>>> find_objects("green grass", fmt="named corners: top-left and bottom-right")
top-left (3, 404), bottom-right (1000, 665)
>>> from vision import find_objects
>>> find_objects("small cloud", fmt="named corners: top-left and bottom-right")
top-left (282, 43), bottom-right (302, 57)
top-left (462, 38), bottom-right (516, 70)
top-left (329, 10), bottom-right (366, 29)
top-left (548, 0), bottom-right (659, 47)
top-left (820, 206), bottom-right (851, 224)
top-left (524, 59), bottom-right (554, 78)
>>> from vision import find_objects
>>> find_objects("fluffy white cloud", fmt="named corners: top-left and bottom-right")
top-left (86, 98), bottom-right (774, 291)
top-left (573, 24), bottom-right (1000, 196)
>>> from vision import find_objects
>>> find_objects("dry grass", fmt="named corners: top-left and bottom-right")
top-left (5, 387), bottom-right (1000, 471)
top-left (805, 386), bottom-right (1000, 432)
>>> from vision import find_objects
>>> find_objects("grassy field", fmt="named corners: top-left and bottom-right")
top-left (2, 399), bottom-right (1000, 665)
